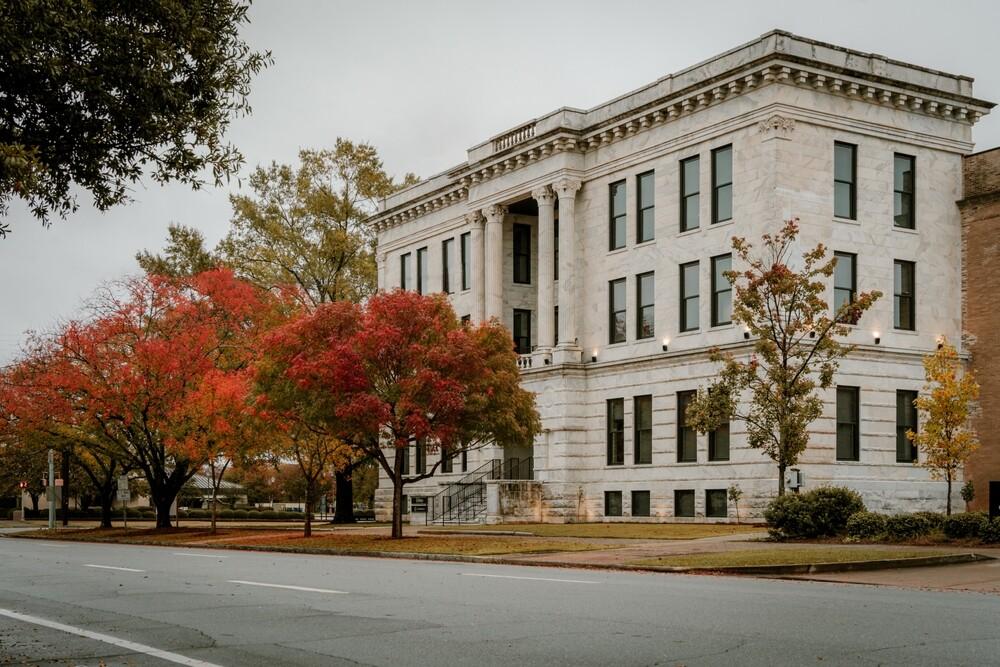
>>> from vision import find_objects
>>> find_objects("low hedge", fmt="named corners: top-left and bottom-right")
top-left (846, 511), bottom-right (887, 540)
top-left (765, 486), bottom-right (865, 539)
top-left (942, 512), bottom-right (990, 539)
top-left (883, 513), bottom-right (934, 541)
top-left (982, 518), bottom-right (1000, 544)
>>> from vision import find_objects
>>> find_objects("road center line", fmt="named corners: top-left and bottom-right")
top-left (460, 573), bottom-right (600, 584)
top-left (227, 580), bottom-right (348, 594)
top-left (172, 552), bottom-right (228, 559)
top-left (0, 608), bottom-right (221, 667)
top-left (83, 564), bottom-right (145, 573)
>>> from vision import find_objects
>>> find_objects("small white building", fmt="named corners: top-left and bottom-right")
top-left (368, 30), bottom-right (994, 522)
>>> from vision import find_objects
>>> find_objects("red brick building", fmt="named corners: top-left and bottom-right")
top-left (961, 147), bottom-right (1000, 516)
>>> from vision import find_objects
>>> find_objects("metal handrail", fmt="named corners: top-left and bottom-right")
top-left (425, 456), bottom-right (535, 525)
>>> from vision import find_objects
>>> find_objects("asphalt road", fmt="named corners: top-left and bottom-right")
top-left (1, 536), bottom-right (999, 666)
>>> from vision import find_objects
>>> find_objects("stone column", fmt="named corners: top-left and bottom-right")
top-left (376, 251), bottom-right (388, 292)
top-left (553, 178), bottom-right (582, 364)
top-left (483, 204), bottom-right (506, 321)
top-left (466, 211), bottom-right (485, 322)
top-left (533, 185), bottom-right (556, 362)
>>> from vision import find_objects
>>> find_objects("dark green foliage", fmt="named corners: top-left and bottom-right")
top-left (846, 511), bottom-right (887, 540)
top-left (981, 518), bottom-right (1000, 544)
top-left (942, 512), bottom-right (989, 539)
top-left (765, 486), bottom-right (865, 539)
top-left (232, 509), bottom-right (249, 519)
top-left (883, 514), bottom-right (933, 541)
top-left (911, 511), bottom-right (945, 530)
top-left (0, 0), bottom-right (271, 232)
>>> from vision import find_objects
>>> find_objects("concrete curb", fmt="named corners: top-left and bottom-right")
top-left (417, 529), bottom-right (537, 537)
top-left (3, 532), bottom-right (993, 577)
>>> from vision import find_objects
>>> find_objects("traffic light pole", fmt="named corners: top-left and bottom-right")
top-left (47, 449), bottom-right (55, 530)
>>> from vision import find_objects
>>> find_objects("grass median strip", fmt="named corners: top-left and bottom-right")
top-left (631, 547), bottom-right (958, 569)
top-left (433, 522), bottom-right (764, 540)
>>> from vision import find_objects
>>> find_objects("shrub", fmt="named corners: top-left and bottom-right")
top-left (846, 511), bottom-right (887, 540)
top-left (942, 512), bottom-right (989, 539)
top-left (260, 511), bottom-right (279, 519)
top-left (981, 518), bottom-right (1000, 544)
top-left (883, 513), bottom-right (933, 541)
top-left (217, 509), bottom-right (235, 519)
top-left (279, 511), bottom-right (302, 520)
top-left (911, 511), bottom-right (945, 530)
top-left (765, 486), bottom-right (865, 539)
top-left (232, 510), bottom-right (249, 520)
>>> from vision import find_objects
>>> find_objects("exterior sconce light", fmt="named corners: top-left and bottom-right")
top-left (591, 348), bottom-right (598, 363)
top-left (936, 335), bottom-right (944, 350)
top-left (743, 328), bottom-right (750, 340)
top-left (809, 329), bottom-right (816, 339)
top-left (662, 337), bottom-right (670, 352)
top-left (873, 331), bottom-right (881, 345)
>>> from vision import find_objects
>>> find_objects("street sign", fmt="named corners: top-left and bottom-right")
top-left (54, 478), bottom-right (64, 487)
top-left (117, 489), bottom-right (130, 502)
top-left (118, 475), bottom-right (128, 492)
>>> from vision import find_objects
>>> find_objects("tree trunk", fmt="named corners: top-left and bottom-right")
top-left (29, 493), bottom-right (39, 512)
top-left (303, 481), bottom-right (313, 538)
top-left (391, 477), bottom-right (404, 539)
top-left (154, 495), bottom-right (175, 529)
top-left (777, 461), bottom-right (786, 497)
top-left (99, 493), bottom-right (114, 529)
top-left (60, 449), bottom-right (70, 526)
top-left (211, 494), bottom-right (218, 534)
top-left (332, 469), bottom-right (356, 524)
top-left (946, 477), bottom-right (953, 516)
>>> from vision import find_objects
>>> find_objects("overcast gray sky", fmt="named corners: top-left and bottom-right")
top-left (2, 0), bottom-right (998, 363)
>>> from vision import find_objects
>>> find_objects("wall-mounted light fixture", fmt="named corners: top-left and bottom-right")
top-left (591, 348), bottom-right (598, 363)
top-left (936, 335), bottom-right (945, 350)
top-left (662, 337), bottom-right (670, 352)
top-left (873, 331), bottom-right (881, 345)
top-left (743, 328), bottom-right (750, 340)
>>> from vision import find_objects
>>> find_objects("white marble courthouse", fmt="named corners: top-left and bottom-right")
top-left (368, 30), bottom-right (994, 522)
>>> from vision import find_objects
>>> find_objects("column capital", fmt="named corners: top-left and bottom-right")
top-left (464, 210), bottom-right (485, 227)
top-left (531, 185), bottom-right (556, 206)
top-left (483, 203), bottom-right (507, 224)
top-left (553, 178), bottom-right (582, 199)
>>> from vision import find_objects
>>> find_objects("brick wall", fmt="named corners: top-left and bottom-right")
top-left (961, 147), bottom-right (1000, 511)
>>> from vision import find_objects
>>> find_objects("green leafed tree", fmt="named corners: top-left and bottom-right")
top-left (686, 219), bottom-right (881, 496)
top-left (0, 0), bottom-right (271, 236)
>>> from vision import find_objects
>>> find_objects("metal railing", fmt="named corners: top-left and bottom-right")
top-left (425, 456), bottom-right (534, 524)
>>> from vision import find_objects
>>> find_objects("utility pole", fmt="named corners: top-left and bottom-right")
top-left (47, 449), bottom-right (55, 530)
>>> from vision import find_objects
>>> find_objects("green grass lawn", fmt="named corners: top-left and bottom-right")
top-left (440, 522), bottom-right (764, 540)
top-left (631, 547), bottom-right (956, 569)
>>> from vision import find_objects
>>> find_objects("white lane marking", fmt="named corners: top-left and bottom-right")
top-left (227, 580), bottom-right (348, 595)
top-left (0, 608), bottom-right (222, 667)
top-left (35, 543), bottom-right (69, 548)
top-left (83, 564), bottom-right (145, 573)
top-left (172, 552), bottom-right (228, 559)
top-left (460, 572), bottom-right (600, 584)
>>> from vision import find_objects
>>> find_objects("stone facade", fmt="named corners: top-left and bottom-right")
top-left (369, 30), bottom-right (995, 522)
top-left (960, 147), bottom-right (1000, 514)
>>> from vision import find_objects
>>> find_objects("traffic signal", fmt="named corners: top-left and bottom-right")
top-left (18, 480), bottom-right (27, 489)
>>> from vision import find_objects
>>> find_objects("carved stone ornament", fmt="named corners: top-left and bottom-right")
top-left (757, 114), bottom-right (796, 137)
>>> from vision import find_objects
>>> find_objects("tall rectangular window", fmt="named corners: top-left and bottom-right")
top-left (894, 153), bottom-right (915, 229)
top-left (680, 261), bottom-right (699, 332)
top-left (606, 398), bottom-right (625, 466)
top-left (512, 309), bottom-right (531, 354)
top-left (834, 142), bottom-right (857, 219)
top-left (400, 253), bottom-right (411, 290)
top-left (674, 490), bottom-right (695, 517)
top-left (677, 390), bottom-right (697, 462)
top-left (680, 155), bottom-right (700, 232)
top-left (894, 260), bottom-right (915, 331)
top-left (609, 278), bottom-right (626, 344)
top-left (441, 238), bottom-right (454, 294)
top-left (834, 252), bottom-right (857, 323)
top-left (836, 386), bottom-right (860, 461)
top-left (637, 171), bottom-right (655, 243)
top-left (711, 145), bottom-right (733, 224)
top-left (631, 490), bottom-right (651, 517)
top-left (709, 418), bottom-right (730, 462)
top-left (513, 223), bottom-right (531, 284)
top-left (604, 491), bottom-right (623, 517)
top-left (460, 232), bottom-right (471, 290)
top-left (634, 395), bottom-right (652, 465)
top-left (416, 247), bottom-right (428, 295)
top-left (554, 217), bottom-right (559, 281)
top-left (400, 442), bottom-right (410, 475)
top-left (441, 446), bottom-right (453, 473)
top-left (636, 272), bottom-right (654, 339)
top-left (609, 180), bottom-right (626, 250)
top-left (896, 390), bottom-right (918, 463)
top-left (416, 439), bottom-right (427, 475)
top-left (706, 489), bottom-right (728, 518)
top-left (461, 448), bottom-right (468, 473)
top-left (553, 305), bottom-right (559, 348)
top-left (711, 254), bottom-right (732, 326)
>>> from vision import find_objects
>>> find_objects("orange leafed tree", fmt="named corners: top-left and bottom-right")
top-left (907, 339), bottom-right (980, 515)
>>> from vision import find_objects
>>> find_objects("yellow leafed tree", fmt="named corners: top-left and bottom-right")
top-left (907, 339), bottom-right (980, 515)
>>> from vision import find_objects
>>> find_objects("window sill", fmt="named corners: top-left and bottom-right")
top-left (607, 246), bottom-right (629, 256)
top-left (675, 460), bottom-right (700, 465)
top-left (709, 323), bottom-right (734, 332)
top-left (634, 239), bottom-right (656, 249)
top-left (605, 340), bottom-right (628, 349)
top-left (891, 328), bottom-right (919, 336)
top-left (709, 218), bottom-right (734, 229)
top-left (677, 227), bottom-right (701, 238)
top-left (676, 328), bottom-right (701, 337)
top-left (833, 216), bottom-right (861, 226)
top-left (892, 225), bottom-right (918, 235)
top-left (707, 459), bottom-right (731, 463)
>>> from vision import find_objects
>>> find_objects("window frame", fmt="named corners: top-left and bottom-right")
top-left (609, 180), bottom-right (627, 250)
top-left (680, 155), bottom-right (700, 232)
top-left (633, 394), bottom-right (652, 465)
top-left (606, 398), bottom-right (625, 466)
top-left (834, 252), bottom-right (858, 324)
top-left (676, 390), bottom-right (697, 463)
top-left (460, 232), bottom-right (471, 291)
top-left (896, 389), bottom-right (918, 463)
top-left (894, 259), bottom-right (916, 331)
top-left (674, 489), bottom-right (695, 518)
top-left (680, 260), bottom-right (700, 332)
top-left (609, 277), bottom-right (627, 344)
top-left (604, 490), bottom-right (623, 517)
top-left (836, 386), bottom-right (860, 462)
top-left (631, 490), bottom-right (651, 517)
top-left (400, 253), bottom-right (411, 290)
top-left (512, 308), bottom-right (531, 355)
top-left (636, 271), bottom-right (655, 340)
top-left (415, 439), bottom-right (426, 475)
top-left (441, 238), bottom-right (454, 294)
top-left (705, 489), bottom-right (728, 518)
top-left (400, 441), bottom-right (410, 475)
top-left (834, 141), bottom-right (857, 220)
top-left (636, 170), bottom-right (655, 243)
top-left (416, 246), bottom-right (428, 295)
top-left (893, 153), bottom-right (916, 229)
top-left (710, 253), bottom-right (732, 326)
top-left (513, 223), bottom-right (531, 284)
top-left (711, 145), bottom-right (733, 224)
top-left (440, 446), bottom-right (453, 473)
